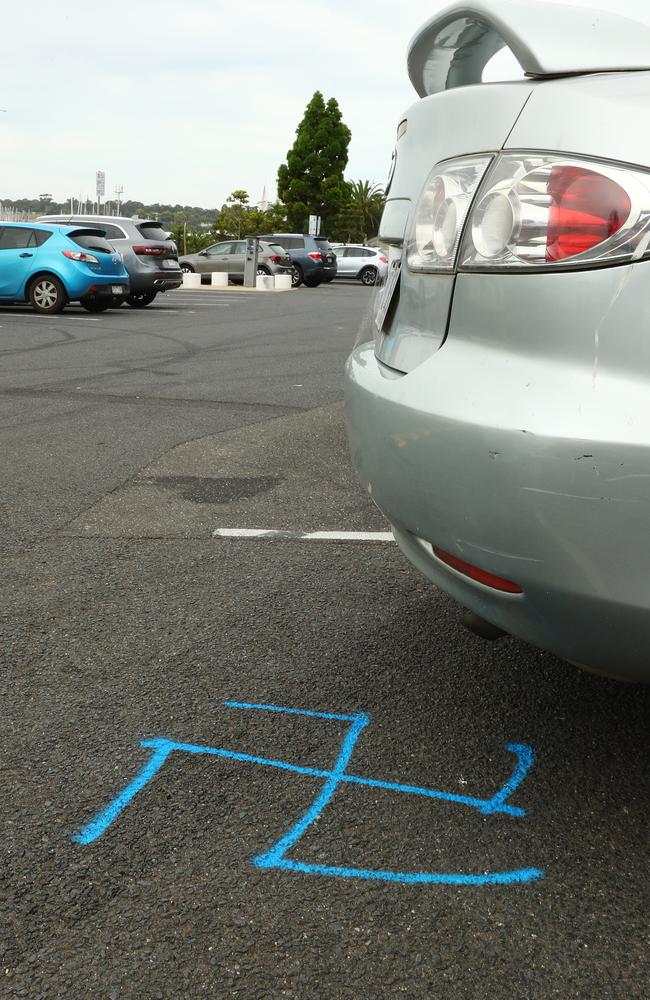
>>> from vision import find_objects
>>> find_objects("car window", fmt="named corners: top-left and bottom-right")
top-left (230, 242), bottom-right (246, 254)
top-left (32, 229), bottom-right (53, 247)
top-left (268, 244), bottom-right (287, 255)
top-left (97, 223), bottom-right (126, 240)
top-left (314, 237), bottom-right (333, 252)
top-left (0, 227), bottom-right (38, 250)
top-left (136, 223), bottom-right (169, 242)
top-left (206, 242), bottom-right (232, 256)
top-left (68, 231), bottom-right (115, 254)
top-left (359, 248), bottom-right (375, 258)
top-left (269, 236), bottom-right (303, 250)
top-left (70, 221), bottom-right (126, 241)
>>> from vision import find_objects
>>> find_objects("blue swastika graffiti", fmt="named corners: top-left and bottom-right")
top-left (74, 701), bottom-right (543, 886)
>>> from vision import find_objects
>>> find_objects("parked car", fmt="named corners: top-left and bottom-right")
top-left (257, 233), bottom-right (337, 287)
top-left (331, 244), bottom-right (388, 285)
top-left (0, 222), bottom-right (128, 314)
top-left (37, 215), bottom-right (181, 307)
top-left (345, 0), bottom-right (650, 682)
top-left (178, 240), bottom-right (292, 282)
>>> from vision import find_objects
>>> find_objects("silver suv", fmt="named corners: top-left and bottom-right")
top-left (331, 244), bottom-right (388, 285)
top-left (178, 239), bottom-right (292, 283)
top-left (37, 215), bottom-right (182, 307)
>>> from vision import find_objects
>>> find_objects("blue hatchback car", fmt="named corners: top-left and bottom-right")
top-left (0, 222), bottom-right (129, 314)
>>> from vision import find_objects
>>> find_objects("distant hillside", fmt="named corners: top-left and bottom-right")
top-left (0, 198), bottom-right (219, 229)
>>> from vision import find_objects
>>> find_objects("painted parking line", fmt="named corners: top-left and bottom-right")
top-left (212, 528), bottom-right (394, 542)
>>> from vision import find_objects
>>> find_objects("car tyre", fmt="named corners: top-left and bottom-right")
top-left (29, 275), bottom-right (67, 314)
top-left (256, 265), bottom-right (270, 275)
top-left (359, 266), bottom-right (378, 286)
top-left (180, 263), bottom-right (194, 273)
top-left (80, 297), bottom-right (111, 313)
top-left (291, 265), bottom-right (303, 288)
top-left (126, 291), bottom-right (157, 308)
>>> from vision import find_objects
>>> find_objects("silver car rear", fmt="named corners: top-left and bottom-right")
top-left (345, 0), bottom-right (650, 681)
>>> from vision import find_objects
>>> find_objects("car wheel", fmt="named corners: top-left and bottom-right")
top-left (126, 291), bottom-right (157, 308)
top-left (256, 265), bottom-right (270, 275)
top-left (80, 297), bottom-right (111, 312)
top-left (304, 276), bottom-right (322, 288)
top-left (180, 263), bottom-right (194, 273)
top-left (29, 275), bottom-right (67, 314)
top-left (359, 267), bottom-right (378, 286)
top-left (291, 265), bottom-right (303, 288)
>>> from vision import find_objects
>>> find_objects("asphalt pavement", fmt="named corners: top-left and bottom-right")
top-left (1, 283), bottom-right (648, 999)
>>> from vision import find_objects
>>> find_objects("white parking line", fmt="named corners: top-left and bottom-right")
top-left (212, 528), bottom-right (394, 542)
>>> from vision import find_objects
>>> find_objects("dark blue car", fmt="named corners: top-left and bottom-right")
top-left (0, 222), bottom-right (129, 314)
top-left (257, 233), bottom-right (337, 287)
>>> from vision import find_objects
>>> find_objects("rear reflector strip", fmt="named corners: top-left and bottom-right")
top-left (432, 546), bottom-right (523, 594)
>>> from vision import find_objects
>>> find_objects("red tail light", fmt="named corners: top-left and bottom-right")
top-left (132, 245), bottom-right (166, 256)
top-left (379, 255), bottom-right (388, 263)
top-left (269, 255), bottom-right (281, 264)
top-left (432, 546), bottom-right (523, 594)
top-left (545, 165), bottom-right (631, 261)
top-left (62, 249), bottom-right (99, 264)
top-left (308, 252), bottom-right (322, 260)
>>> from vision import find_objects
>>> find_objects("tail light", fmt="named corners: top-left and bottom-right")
top-left (407, 152), bottom-right (650, 273)
top-left (269, 255), bottom-right (281, 264)
top-left (308, 252), bottom-right (322, 260)
top-left (406, 155), bottom-right (493, 271)
top-left (379, 255), bottom-right (388, 263)
top-left (132, 245), bottom-right (166, 256)
top-left (62, 249), bottom-right (99, 264)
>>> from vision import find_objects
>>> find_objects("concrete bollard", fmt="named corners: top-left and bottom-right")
top-left (211, 271), bottom-right (229, 287)
top-left (274, 274), bottom-right (292, 291)
top-left (256, 274), bottom-right (274, 291)
top-left (182, 272), bottom-right (201, 288)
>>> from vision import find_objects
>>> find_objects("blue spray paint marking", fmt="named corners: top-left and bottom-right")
top-left (74, 701), bottom-right (543, 885)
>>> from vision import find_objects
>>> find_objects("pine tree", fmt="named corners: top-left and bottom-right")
top-left (277, 92), bottom-right (351, 235)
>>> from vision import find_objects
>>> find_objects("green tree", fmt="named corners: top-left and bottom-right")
top-left (218, 200), bottom-right (288, 239)
top-left (333, 180), bottom-right (386, 242)
top-left (277, 92), bottom-right (351, 234)
top-left (226, 189), bottom-right (250, 238)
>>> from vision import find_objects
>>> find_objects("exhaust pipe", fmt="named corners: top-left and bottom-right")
top-left (461, 610), bottom-right (507, 642)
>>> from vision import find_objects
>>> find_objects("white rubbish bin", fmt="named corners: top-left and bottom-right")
top-left (274, 274), bottom-right (292, 291)
top-left (256, 274), bottom-right (274, 291)
top-left (211, 272), bottom-right (229, 287)
top-left (182, 272), bottom-right (201, 288)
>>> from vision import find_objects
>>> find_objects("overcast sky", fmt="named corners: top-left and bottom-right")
top-left (3, 0), bottom-right (649, 209)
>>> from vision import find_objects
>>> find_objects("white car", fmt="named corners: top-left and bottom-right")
top-left (331, 244), bottom-right (388, 285)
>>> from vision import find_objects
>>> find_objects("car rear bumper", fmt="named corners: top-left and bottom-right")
top-left (129, 271), bottom-right (182, 292)
top-left (345, 338), bottom-right (650, 682)
top-left (66, 275), bottom-right (129, 299)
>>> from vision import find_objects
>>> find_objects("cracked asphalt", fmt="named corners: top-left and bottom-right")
top-left (1, 285), bottom-right (648, 999)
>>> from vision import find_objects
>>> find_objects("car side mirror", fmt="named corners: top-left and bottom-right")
top-left (199, 250), bottom-right (208, 256)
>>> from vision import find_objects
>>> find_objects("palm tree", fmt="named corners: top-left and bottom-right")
top-left (345, 180), bottom-right (386, 242)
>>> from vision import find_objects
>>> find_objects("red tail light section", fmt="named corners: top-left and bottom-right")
top-left (407, 152), bottom-right (649, 272)
top-left (132, 245), bottom-right (166, 256)
top-left (545, 165), bottom-right (631, 261)
top-left (62, 249), bottom-right (98, 264)
top-left (307, 252), bottom-right (322, 260)
top-left (432, 546), bottom-right (523, 594)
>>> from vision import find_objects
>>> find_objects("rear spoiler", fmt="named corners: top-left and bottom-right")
top-left (407, 0), bottom-right (650, 97)
top-left (66, 227), bottom-right (108, 238)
